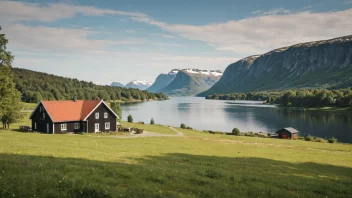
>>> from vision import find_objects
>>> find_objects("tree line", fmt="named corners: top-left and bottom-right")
top-left (206, 88), bottom-right (352, 107)
top-left (12, 68), bottom-right (168, 103)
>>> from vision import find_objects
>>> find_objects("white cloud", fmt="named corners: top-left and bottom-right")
top-left (252, 10), bottom-right (262, 14)
top-left (150, 33), bottom-right (175, 39)
top-left (131, 9), bottom-right (352, 55)
top-left (262, 8), bottom-right (291, 15)
top-left (0, 0), bottom-right (146, 23)
top-left (125, 29), bottom-right (136, 34)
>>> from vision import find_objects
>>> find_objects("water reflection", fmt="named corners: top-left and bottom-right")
top-left (121, 97), bottom-right (352, 143)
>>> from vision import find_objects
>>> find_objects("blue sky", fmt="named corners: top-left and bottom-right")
top-left (1, 0), bottom-right (352, 84)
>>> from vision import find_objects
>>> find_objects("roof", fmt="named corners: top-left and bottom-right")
top-left (30, 100), bottom-right (118, 122)
top-left (276, 127), bottom-right (299, 134)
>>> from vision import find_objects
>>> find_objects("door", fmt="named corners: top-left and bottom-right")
top-left (46, 123), bottom-right (49, 134)
top-left (94, 123), bottom-right (99, 133)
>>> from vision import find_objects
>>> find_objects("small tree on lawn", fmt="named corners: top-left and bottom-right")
top-left (150, 118), bottom-right (155, 125)
top-left (232, 128), bottom-right (241, 136)
top-left (180, 123), bottom-right (186, 129)
top-left (127, 114), bottom-right (133, 123)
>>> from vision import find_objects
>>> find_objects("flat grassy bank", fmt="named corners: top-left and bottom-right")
top-left (0, 116), bottom-right (351, 197)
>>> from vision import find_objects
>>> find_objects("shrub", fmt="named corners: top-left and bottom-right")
top-left (232, 128), bottom-right (241, 136)
top-left (313, 138), bottom-right (327, 143)
top-left (186, 126), bottom-right (193, 130)
top-left (137, 121), bottom-right (144, 124)
top-left (304, 135), bottom-right (314, 141)
top-left (328, 137), bottom-right (337, 143)
top-left (180, 123), bottom-right (186, 129)
top-left (244, 131), bottom-right (257, 137)
top-left (127, 115), bottom-right (133, 123)
top-left (150, 118), bottom-right (155, 125)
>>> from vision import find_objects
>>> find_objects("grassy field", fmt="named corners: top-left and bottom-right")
top-left (121, 121), bottom-right (177, 135)
top-left (0, 115), bottom-right (351, 197)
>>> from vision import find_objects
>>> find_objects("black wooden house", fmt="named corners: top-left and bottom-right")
top-left (30, 99), bottom-right (118, 134)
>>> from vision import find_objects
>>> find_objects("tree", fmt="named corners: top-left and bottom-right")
top-left (232, 128), bottom-right (241, 136)
top-left (180, 123), bottom-right (186, 129)
top-left (0, 27), bottom-right (23, 128)
top-left (150, 118), bottom-right (155, 125)
top-left (127, 114), bottom-right (133, 122)
top-left (111, 102), bottom-right (122, 120)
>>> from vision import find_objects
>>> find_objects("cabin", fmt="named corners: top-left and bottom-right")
top-left (30, 98), bottom-right (118, 134)
top-left (275, 127), bottom-right (299, 139)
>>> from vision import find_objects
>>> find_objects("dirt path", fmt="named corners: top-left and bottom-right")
top-left (84, 127), bottom-right (184, 139)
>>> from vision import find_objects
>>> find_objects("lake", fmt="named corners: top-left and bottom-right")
top-left (121, 97), bottom-right (352, 143)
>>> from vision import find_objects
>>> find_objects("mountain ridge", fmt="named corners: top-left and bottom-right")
top-left (199, 35), bottom-right (352, 96)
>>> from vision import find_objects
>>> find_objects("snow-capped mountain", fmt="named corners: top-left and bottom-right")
top-left (182, 69), bottom-right (223, 76)
top-left (147, 69), bottom-right (180, 93)
top-left (125, 80), bottom-right (153, 90)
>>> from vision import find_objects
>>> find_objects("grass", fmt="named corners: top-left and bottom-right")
top-left (0, 116), bottom-right (351, 197)
top-left (120, 121), bottom-right (177, 135)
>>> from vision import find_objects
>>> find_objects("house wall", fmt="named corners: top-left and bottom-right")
top-left (277, 130), bottom-right (297, 139)
top-left (54, 121), bottom-right (85, 134)
top-left (31, 103), bottom-right (54, 133)
top-left (86, 103), bottom-right (117, 133)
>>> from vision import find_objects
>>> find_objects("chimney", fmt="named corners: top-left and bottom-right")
top-left (73, 96), bottom-right (77, 102)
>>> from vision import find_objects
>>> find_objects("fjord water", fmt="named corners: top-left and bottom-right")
top-left (121, 97), bottom-right (352, 143)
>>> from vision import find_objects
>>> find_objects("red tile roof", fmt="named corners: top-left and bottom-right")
top-left (41, 100), bottom-right (101, 122)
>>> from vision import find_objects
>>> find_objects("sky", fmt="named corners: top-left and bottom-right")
top-left (1, 0), bottom-right (352, 85)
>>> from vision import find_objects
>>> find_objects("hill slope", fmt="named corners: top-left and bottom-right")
top-left (12, 68), bottom-right (167, 102)
top-left (147, 69), bottom-right (179, 93)
top-left (159, 69), bottom-right (222, 96)
top-left (111, 82), bottom-right (125, 88)
top-left (199, 35), bottom-right (352, 96)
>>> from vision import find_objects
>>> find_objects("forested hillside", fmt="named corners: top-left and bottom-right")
top-left (12, 68), bottom-right (168, 103)
top-left (206, 88), bottom-right (352, 108)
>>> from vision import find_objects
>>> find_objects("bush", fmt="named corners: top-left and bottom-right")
top-left (150, 118), bottom-right (155, 125)
top-left (137, 121), bottom-right (145, 124)
top-left (304, 135), bottom-right (314, 141)
top-left (328, 137), bottom-right (337, 143)
top-left (127, 115), bottom-right (133, 123)
top-left (313, 138), bottom-right (327, 143)
top-left (244, 131), bottom-right (257, 137)
top-left (232, 128), bottom-right (241, 136)
top-left (180, 123), bottom-right (186, 129)
top-left (186, 126), bottom-right (193, 130)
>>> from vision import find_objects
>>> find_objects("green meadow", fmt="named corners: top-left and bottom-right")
top-left (0, 113), bottom-right (351, 197)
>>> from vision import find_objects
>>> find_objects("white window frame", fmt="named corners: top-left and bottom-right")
top-left (95, 112), bottom-right (99, 119)
top-left (43, 113), bottom-right (45, 119)
top-left (34, 122), bottom-right (37, 130)
top-left (104, 112), bottom-right (108, 118)
top-left (105, 122), bottom-right (110, 130)
top-left (39, 106), bottom-right (42, 112)
top-left (61, 123), bottom-right (67, 131)
top-left (74, 123), bottom-right (80, 129)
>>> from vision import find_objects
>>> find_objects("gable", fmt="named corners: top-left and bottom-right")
top-left (83, 101), bottom-right (118, 120)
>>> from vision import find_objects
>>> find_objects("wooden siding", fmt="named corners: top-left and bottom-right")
top-left (54, 121), bottom-right (85, 134)
top-left (31, 103), bottom-right (54, 133)
top-left (86, 103), bottom-right (117, 133)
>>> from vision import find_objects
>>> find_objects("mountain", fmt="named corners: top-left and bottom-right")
top-left (159, 69), bottom-right (223, 96)
top-left (199, 35), bottom-right (352, 96)
top-left (147, 69), bottom-right (179, 92)
top-left (110, 82), bottom-right (125, 88)
top-left (125, 80), bottom-right (153, 90)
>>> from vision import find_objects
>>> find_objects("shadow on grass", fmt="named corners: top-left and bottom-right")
top-left (0, 153), bottom-right (351, 198)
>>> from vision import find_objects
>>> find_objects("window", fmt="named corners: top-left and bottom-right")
top-left (95, 112), bottom-right (99, 119)
top-left (43, 113), bottom-right (45, 119)
top-left (104, 112), bottom-right (108, 118)
top-left (34, 122), bottom-right (37, 130)
top-left (74, 123), bottom-right (80, 129)
top-left (61, 124), bottom-right (67, 131)
top-left (105, 122), bottom-right (110, 130)
top-left (39, 106), bottom-right (42, 112)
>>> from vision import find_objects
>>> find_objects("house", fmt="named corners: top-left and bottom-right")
top-left (30, 98), bottom-right (118, 134)
top-left (275, 127), bottom-right (299, 139)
